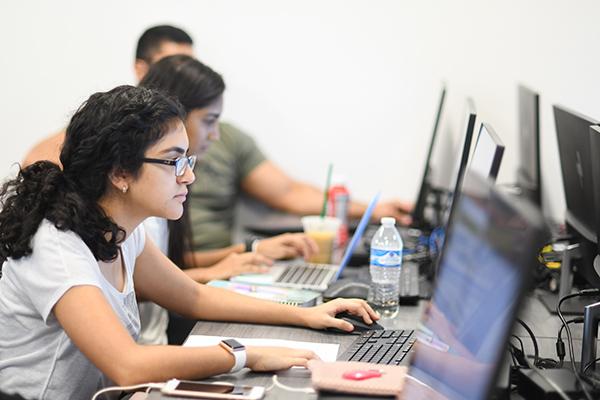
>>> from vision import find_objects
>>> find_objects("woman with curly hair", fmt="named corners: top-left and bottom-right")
top-left (0, 85), bottom-right (377, 399)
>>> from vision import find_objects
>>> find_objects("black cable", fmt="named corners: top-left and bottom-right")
top-left (558, 317), bottom-right (585, 339)
top-left (556, 317), bottom-right (584, 367)
top-left (516, 318), bottom-right (540, 367)
top-left (557, 289), bottom-right (600, 400)
top-left (583, 356), bottom-right (600, 375)
top-left (509, 337), bottom-right (527, 367)
top-left (516, 347), bottom-right (573, 400)
top-left (511, 335), bottom-right (525, 355)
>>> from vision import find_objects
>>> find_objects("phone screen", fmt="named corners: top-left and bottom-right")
top-left (174, 382), bottom-right (252, 396)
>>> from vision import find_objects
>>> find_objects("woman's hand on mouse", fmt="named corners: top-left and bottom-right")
top-left (300, 298), bottom-right (379, 332)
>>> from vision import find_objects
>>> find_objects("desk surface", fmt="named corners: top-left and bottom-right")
top-left (150, 295), bottom-right (597, 399)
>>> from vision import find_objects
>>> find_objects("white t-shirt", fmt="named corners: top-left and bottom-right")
top-left (138, 217), bottom-right (169, 345)
top-left (0, 219), bottom-right (145, 400)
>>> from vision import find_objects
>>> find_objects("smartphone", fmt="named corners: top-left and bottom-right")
top-left (161, 379), bottom-right (265, 399)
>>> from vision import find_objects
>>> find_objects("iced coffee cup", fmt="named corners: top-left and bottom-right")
top-left (301, 216), bottom-right (341, 264)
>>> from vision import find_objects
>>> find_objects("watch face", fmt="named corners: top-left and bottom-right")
top-left (222, 339), bottom-right (245, 351)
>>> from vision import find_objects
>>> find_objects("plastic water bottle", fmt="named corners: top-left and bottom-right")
top-left (369, 217), bottom-right (402, 318)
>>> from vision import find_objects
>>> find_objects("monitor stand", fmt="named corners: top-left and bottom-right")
top-left (539, 243), bottom-right (600, 315)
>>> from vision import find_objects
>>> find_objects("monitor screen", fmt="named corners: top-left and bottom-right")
top-left (516, 85), bottom-right (541, 205)
top-left (413, 86), bottom-right (447, 227)
top-left (468, 123), bottom-right (505, 181)
top-left (433, 99), bottom-right (476, 228)
top-left (589, 126), bottom-right (600, 276)
top-left (553, 104), bottom-right (599, 243)
top-left (400, 172), bottom-right (548, 400)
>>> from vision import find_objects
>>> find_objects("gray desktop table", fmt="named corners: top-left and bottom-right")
top-left (149, 295), bottom-right (599, 399)
top-left (149, 301), bottom-right (425, 400)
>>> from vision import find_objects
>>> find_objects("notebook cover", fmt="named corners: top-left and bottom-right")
top-left (308, 360), bottom-right (407, 396)
top-left (207, 280), bottom-right (320, 307)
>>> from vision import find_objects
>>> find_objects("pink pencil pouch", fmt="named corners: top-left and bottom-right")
top-left (307, 360), bottom-right (407, 396)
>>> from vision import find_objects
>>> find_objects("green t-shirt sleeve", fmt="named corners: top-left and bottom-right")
top-left (221, 122), bottom-right (267, 181)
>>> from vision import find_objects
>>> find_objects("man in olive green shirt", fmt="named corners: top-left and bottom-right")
top-left (190, 123), bottom-right (266, 249)
top-left (189, 118), bottom-right (413, 250)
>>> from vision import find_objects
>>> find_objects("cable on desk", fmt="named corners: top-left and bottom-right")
top-left (271, 374), bottom-right (315, 394)
top-left (556, 317), bottom-right (584, 367)
top-left (557, 289), bottom-right (600, 400)
top-left (516, 319), bottom-right (540, 367)
top-left (583, 356), bottom-right (600, 375)
top-left (512, 347), bottom-right (573, 400)
top-left (91, 383), bottom-right (164, 400)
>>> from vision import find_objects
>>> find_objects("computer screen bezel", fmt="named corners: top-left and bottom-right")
top-left (553, 104), bottom-right (599, 244)
top-left (588, 125), bottom-right (600, 277)
top-left (469, 122), bottom-right (505, 181)
top-left (412, 85), bottom-right (447, 228)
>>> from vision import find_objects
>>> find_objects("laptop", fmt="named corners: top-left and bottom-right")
top-left (338, 171), bottom-right (549, 400)
top-left (230, 194), bottom-right (380, 292)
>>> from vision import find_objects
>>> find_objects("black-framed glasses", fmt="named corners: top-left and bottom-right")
top-left (142, 155), bottom-right (197, 177)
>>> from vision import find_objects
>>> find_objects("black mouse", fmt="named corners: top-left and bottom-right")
top-left (327, 311), bottom-right (384, 334)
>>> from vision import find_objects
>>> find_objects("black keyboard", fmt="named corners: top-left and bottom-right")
top-left (338, 329), bottom-right (416, 365)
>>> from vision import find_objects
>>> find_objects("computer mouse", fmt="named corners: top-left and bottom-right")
top-left (327, 311), bottom-right (384, 334)
top-left (322, 279), bottom-right (370, 301)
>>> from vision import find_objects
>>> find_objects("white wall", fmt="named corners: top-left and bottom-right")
top-left (1, 0), bottom-right (599, 221)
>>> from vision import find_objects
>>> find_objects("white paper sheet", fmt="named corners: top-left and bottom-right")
top-left (184, 335), bottom-right (340, 362)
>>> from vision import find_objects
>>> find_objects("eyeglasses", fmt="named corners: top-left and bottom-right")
top-left (142, 155), bottom-right (197, 177)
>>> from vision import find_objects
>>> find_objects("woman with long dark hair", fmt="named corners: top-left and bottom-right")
top-left (0, 85), bottom-right (377, 399)
top-left (140, 54), bottom-right (317, 281)
top-left (137, 55), bottom-right (320, 345)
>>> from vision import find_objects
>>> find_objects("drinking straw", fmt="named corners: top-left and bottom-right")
top-left (320, 163), bottom-right (333, 218)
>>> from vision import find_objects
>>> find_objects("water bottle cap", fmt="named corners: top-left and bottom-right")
top-left (381, 217), bottom-right (396, 225)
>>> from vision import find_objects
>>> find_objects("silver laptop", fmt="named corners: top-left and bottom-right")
top-left (230, 194), bottom-right (379, 292)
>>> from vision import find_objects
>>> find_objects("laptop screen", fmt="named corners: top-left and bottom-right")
top-left (400, 172), bottom-right (548, 400)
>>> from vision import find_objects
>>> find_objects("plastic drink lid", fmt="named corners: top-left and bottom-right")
top-left (381, 217), bottom-right (396, 225)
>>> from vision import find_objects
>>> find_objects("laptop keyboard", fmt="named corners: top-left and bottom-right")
top-left (275, 264), bottom-right (334, 286)
top-left (338, 329), bottom-right (416, 365)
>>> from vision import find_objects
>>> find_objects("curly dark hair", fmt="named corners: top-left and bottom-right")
top-left (0, 85), bottom-right (185, 265)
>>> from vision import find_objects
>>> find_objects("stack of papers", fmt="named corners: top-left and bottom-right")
top-left (184, 335), bottom-right (339, 362)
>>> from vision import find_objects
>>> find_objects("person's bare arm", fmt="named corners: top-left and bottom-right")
top-left (22, 130), bottom-right (66, 168)
top-left (241, 160), bottom-right (323, 215)
top-left (54, 286), bottom-right (238, 385)
top-left (184, 244), bottom-right (245, 268)
top-left (182, 252), bottom-right (272, 283)
top-left (242, 160), bottom-right (413, 224)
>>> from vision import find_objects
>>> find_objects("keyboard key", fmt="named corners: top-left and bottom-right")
top-left (337, 330), bottom-right (414, 365)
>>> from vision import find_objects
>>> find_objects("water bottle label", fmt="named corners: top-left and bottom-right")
top-left (370, 249), bottom-right (402, 267)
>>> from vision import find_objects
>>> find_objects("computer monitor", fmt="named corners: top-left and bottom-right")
top-left (412, 85), bottom-right (447, 228)
top-left (516, 85), bottom-right (541, 206)
top-left (553, 105), bottom-right (598, 243)
top-left (401, 172), bottom-right (549, 400)
top-left (589, 125), bottom-right (600, 279)
top-left (434, 98), bottom-right (477, 228)
top-left (468, 123), bottom-right (505, 181)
